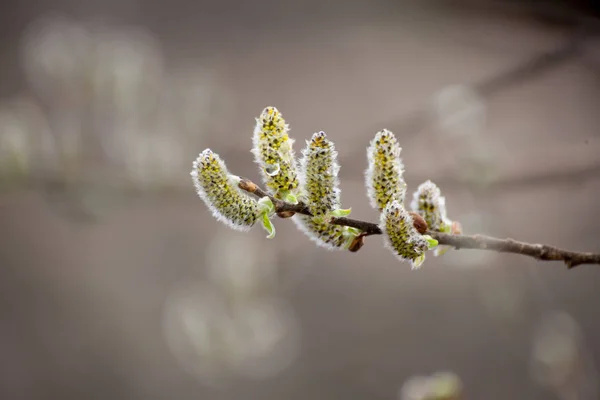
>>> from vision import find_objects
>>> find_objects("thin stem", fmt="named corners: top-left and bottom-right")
top-left (238, 178), bottom-right (600, 269)
top-left (329, 217), bottom-right (382, 236)
top-left (428, 232), bottom-right (600, 269)
top-left (238, 178), bottom-right (311, 215)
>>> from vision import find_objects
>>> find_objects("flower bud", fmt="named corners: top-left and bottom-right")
top-left (293, 214), bottom-right (358, 250)
top-left (191, 149), bottom-right (259, 231)
top-left (251, 106), bottom-right (299, 199)
top-left (365, 129), bottom-right (406, 211)
top-left (410, 180), bottom-right (451, 232)
top-left (381, 200), bottom-right (429, 268)
top-left (293, 131), bottom-right (358, 250)
top-left (410, 180), bottom-right (461, 257)
top-left (299, 131), bottom-right (341, 217)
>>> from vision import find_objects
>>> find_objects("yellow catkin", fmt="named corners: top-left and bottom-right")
top-left (410, 180), bottom-right (451, 232)
top-left (191, 149), bottom-right (259, 231)
top-left (300, 131), bottom-right (340, 217)
top-left (293, 131), bottom-right (356, 250)
top-left (251, 106), bottom-right (299, 199)
top-left (293, 214), bottom-right (354, 249)
top-left (381, 200), bottom-right (429, 268)
top-left (365, 129), bottom-right (406, 211)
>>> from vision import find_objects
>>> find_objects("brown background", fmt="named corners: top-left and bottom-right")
top-left (1, 1), bottom-right (600, 399)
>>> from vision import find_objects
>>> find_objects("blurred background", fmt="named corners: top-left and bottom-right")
top-left (1, 0), bottom-right (600, 399)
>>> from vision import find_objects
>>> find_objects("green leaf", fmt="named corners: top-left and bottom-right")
top-left (284, 192), bottom-right (298, 204)
top-left (440, 222), bottom-right (452, 233)
top-left (412, 254), bottom-right (426, 269)
top-left (261, 212), bottom-right (276, 239)
top-left (423, 235), bottom-right (439, 249)
top-left (346, 227), bottom-right (362, 236)
top-left (311, 215), bottom-right (326, 224)
top-left (257, 196), bottom-right (275, 216)
top-left (330, 208), bottom-right (352, 217)
top-left (342, 236), bottom-right (355, 250)
top-left (434, 245), bottom-right (451, 257)
top-left (342, 227), bottom-right (361, 249)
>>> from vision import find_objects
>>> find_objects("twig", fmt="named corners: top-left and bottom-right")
top-left (329, 217), bottom-right (383, 236)
top-left (238, 178), bottom-right (311, 215)
top-left (428, 232), bottom-right (600, 269)
top-left (238, 178), bottom-right (379, 234)
top-left (238, 178), bottom-right (600, 269)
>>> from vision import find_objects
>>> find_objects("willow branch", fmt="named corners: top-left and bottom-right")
top-left (238, 178), bottom-right (600, 269)
top-left (428, 232), bottom-right (600, 269)
top-left (238, 178), bottom-right (311, 215)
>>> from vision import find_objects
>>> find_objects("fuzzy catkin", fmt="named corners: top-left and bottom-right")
top-left (190, 149), bottom-right (259, 231)
top-left (410, 180), bottom-right (451, 232)
top-left (251, 106), bottom-right (299, 199)
top-left (381, 200), bottom-right (429, 268)
top-left (293, 214), bottom-right (354, 249)
top-left (365, 129), bottom-right (406, 211)
top-left (299, 131), bottom-right (341, 217)
top-left (292, 131), bottom-right (355, 250)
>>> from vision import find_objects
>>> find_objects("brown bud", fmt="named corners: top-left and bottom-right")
top-left (276, 211), bottom-right (296, 218)
top-left (238, 178), bottom-right (257, 193)
top-left (409, 212), bottom-right (428, 234)
top-left (348, 233), bottom-right (366, 252)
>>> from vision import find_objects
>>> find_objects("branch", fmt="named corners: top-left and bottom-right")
top-left (428, 232), bottom-right (600, 269)
top-left (238, 178), bottom-right (311, 216)
top-left (238, 178), bottom-right (600, 269)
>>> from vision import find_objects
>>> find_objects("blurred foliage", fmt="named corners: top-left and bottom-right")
top-left (163, 230), bottom-right (299, 385)
top-left (400, 371), bottom-right (463, 400)
top-left (1, 16), bottom-right (229, 221)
